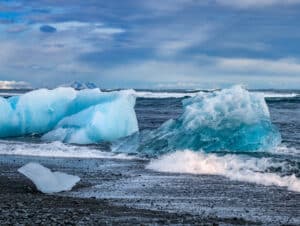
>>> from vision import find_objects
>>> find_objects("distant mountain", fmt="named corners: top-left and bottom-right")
top-left (62, 81), bottom-right (98, 90)
top-left (84, 82), bottom-right (98, 89)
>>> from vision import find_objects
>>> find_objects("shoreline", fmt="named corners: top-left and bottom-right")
top-left (0, 175), bottom-right (254, 225)
top-left (0, 154), bottom-right (299, 225)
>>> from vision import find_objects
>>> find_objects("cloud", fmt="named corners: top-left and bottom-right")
top-left (95, 56), bottom-right (300, 88)
top-left (216, 57), bottom-right (300, 74)
top-left (215, 0), bottom-right (300, 8)
top-left (40, 25), bottom-right (56, 33)
top-left (0, 80), bottom-right (31, 89)
top-left (157, 28), bottom-right (210, 55)
top-left (34, 21), bottom-right (124, 38)
top-left (1, 52), bottom-right (300, 89)
top-left (140, 0), bottom-right (199, 13)
top-left (0, 0), bottom-right (300, 89)
top-left (47, 21), bottom-right (101, 31)
top-left (91, 27), bottom-right (125, 36)
top-left (220, 42), bottom-right (269, 52)
top-left (5, 24), bottom-right (28, 33)
top-left (0, 19), bottom-right (126, 86)
top-left (127, 23), bottom-right (213, 56)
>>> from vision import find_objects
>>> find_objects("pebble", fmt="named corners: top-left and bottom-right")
top-left (16, 202), bottom-right (24, 208)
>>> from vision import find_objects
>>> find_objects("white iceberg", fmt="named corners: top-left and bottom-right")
top-left (18, 162), bottom-right (80, 193)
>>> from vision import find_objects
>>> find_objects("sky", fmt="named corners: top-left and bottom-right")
top-left (0, 0), bottom-right (300, 89)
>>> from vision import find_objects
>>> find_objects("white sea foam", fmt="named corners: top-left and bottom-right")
top-left (254, 92), bottom-right (299, 98)
top-left (18, 162), bottom-right (80, 193)
top-left (133, 91), bottom-right (199, 98)
top-left (0, 140), bottom-right (136, 160)
top-left (1, 90), bottom-right (298, 99)
top-left (273, 145), bottom-right (300, 155)
top-left (0, 92), bottom-right (22, 97)
top-left (147, 150), bottom-right (300, 192)
top-left (133, 90), bottom-right (299, 99)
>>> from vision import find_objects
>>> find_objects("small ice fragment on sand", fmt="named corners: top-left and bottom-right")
top-left (18, 162), bottom-right (80, 193)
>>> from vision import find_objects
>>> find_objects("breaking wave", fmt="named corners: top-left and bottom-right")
top-left (132, 90), bottom-right (299, 99)
top-left (147, 150), bottom-right (300, 192)
top-left (255, 92), bottom-right (299, 98)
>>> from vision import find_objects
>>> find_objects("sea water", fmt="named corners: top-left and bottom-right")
top-left (0, 87), bottom-right (299, 191)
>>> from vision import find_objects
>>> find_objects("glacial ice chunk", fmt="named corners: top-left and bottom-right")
top-left (18, 162), bottom-right (80, 193)
top-left (42, 90), bottom-right (138, 144)
top-left (0, 97), bottom-right (19, 137)
top-left (0, 88), bottom-right (138, 144)
top-left (114, 85), bottom-right (281, 155)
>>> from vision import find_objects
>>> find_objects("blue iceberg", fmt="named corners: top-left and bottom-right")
top-left (114, 86), bottom-right (281, 155)
top-left (0, 88), bottom-right (138, 144)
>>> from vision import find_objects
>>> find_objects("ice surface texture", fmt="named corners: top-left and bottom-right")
top-left (18, 162), bottom-right (80, 193)
top-left (0, 88), bottom-right (138, 144)
top-left (114, 86), bottom-right (281, 155)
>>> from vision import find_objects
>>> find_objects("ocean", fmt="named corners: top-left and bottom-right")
top-left (0, 88), bottom-right (299, 224)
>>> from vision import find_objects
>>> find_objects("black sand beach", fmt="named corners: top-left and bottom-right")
top-left (0, 155), bottom-right (299, 225)
top-left (0, 168), bottom-right (255, 225)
